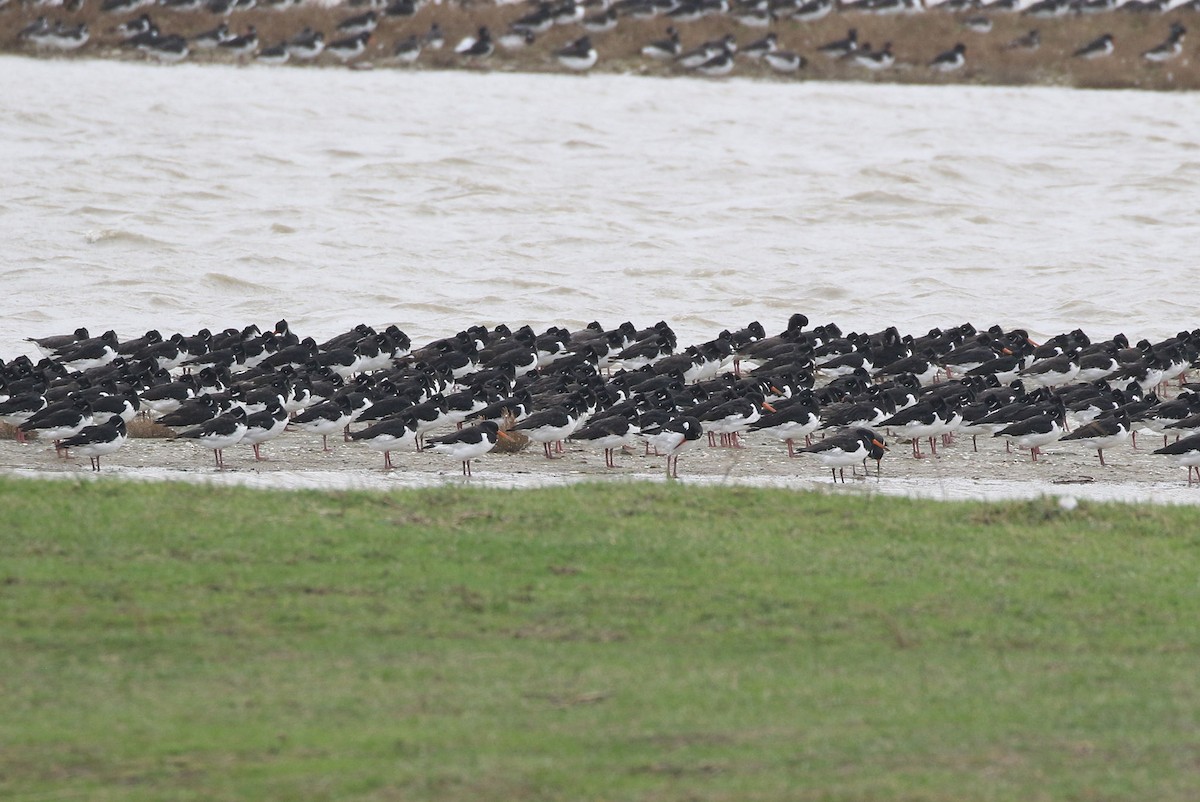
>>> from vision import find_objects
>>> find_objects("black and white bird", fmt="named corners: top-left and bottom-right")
top-left (513, 405), bottom-right (583, 458)
top-left (336, 10), bottom-right (378, 37)
top-left (930, 42), bottom-right (966, 72)
top-left (350, 414), bottom-right (420, 470)
top-left (795, 427), bottom-right (887, 484)
top-left (392, 34), bottom-right (422, 64)
top-left (192, 23), bottom-right (232, 49)
top-left (693, 49), bottom-right (735, 77)
top-left (240, 403), bottom-right (288, 461)
top-left (555, 35), bottom-right (598, 71)
top-left (582, 7), bottom-right (619, 32)
top-left (818, 28), bottom-right (857, 59)
top-left (571, 414), bottom-right (640, 468)
top-left (742, 32), bottom-right (778, 59)
top-left (26, 327), bottom-right (89, 357)
top-left (286, 28), bottom-right (325, 60)
top-left (455, 26), bottom-right (493, 59)
top-left (879, 396), bottom-right (959, 459)
top-left (20, 399), bottom-right (92, 455)
top-left (176, 407), bottom-right (248, 470)
top-left (676, 34), bottom-right (736, 68)
top-left (994, 409), bottom-right (1064, 462)
top-left (256, 41), bottom-right (289, 64)
top-left (0, 392), bottom-right (49, 442)
top-left (1154, 433), bottom-right (1200, 486)
top-left (498, 28), bottom-right (536, 51)
top-left (217, 26), bottom-right (258, 57)
top-left (58, 415), bottom-right (127, 472)
top-left (794, 0), bottom-right (835, 21)
top-left (1073, 33), bottom-right (1114, 59)
top-left (641, 27), bottom-right (682, 60)
top-left (1143, 22), bottom-right (1185, 63)
top-left (421, 420), bottom-right (507, 477)
top-left (1059, 410), bottom-right (1130, 467)
top-left (748, 395), bottom-right (821, 457)
top-left (853, 41), bottom-right (894, 70)
top-left (763, 50), bottom-right (806, 73)
top-left (326, 32), bottom-right (370, 62)
top-left (639, 416), bottom-right (703, 479)
top-left (289, 395), bottom-right (358, 452)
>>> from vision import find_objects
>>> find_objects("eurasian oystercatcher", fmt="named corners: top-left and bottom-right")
top-left (26, 327), bottom-right (89, 358)
top-left (994, 404), bottom-right (1064, 462)
top-left (1059, 410), bottom-right (1130, 467)
top-left (818, 28), bottom-right (857, 59)
top-left (571, 414), bottom-right (641, 468)
top-left (1154, 433), bottom-right (1200, 485)
top-left (20, 398), bottom-right (92, 456)
top-left (641, 26), bottom-right (682, 59)
top-left (556, 35), bottom-right (598, 71)
top-left (1143, 22), bottom-right (1185, 63)
top-left (639, 415), bottom-right (703, 479)
top-left (327, 32), bottom-right (370, 62)
top-left (58, 415), bottom-right (127, 472)
top-left (930, 42), bottom-right (966, 72)
top-left (289, 395), bottom-right (358, 452)
top-left (748, 394), bottom-right (821, 456)
top-left (241, 403), bottom-right (288, 461)
top-left (513, 404), bottom-right (583, 458)
top-left (350, 414), bottom-right (420, 470)
top-left (455, 27), bottom-right (493, 59)
top-left (763, 51), bottom-right (806, 73)
top-left (1073, 33), bottom-right (1114, 59)
top-left (796, 427), bottom-right (887, 483)
top-left (421, 420), bottom-right (507, 476)
top-left (176, 407), bottom-right (248, 470)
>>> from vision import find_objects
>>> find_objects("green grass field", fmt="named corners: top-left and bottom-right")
top-left (3, 477), bottom-right (1200, 801)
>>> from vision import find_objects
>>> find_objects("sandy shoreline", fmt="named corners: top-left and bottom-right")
top-left (4, 0), bottom-right (1199, 91)
top-left (4, 425), bottom-right (1196, 504)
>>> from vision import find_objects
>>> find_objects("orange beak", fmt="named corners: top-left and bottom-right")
top-left (497, 430), bottom-right (513, 441)
top-left (873, 438), bottom-right (888, 450)
top-left (762, 401), bottom-right (777, 413)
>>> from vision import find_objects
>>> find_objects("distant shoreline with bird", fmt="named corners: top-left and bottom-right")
top-left (3, 0), bottom-right (1199, 90)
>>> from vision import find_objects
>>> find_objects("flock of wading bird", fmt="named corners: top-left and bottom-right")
top-left (5, 315), bottom-right (1200, 484)
top-left (7, 0), bottom-right (1196, 79)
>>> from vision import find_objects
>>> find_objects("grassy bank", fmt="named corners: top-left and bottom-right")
top-left (3, 478), bottom-right (1200, 800)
